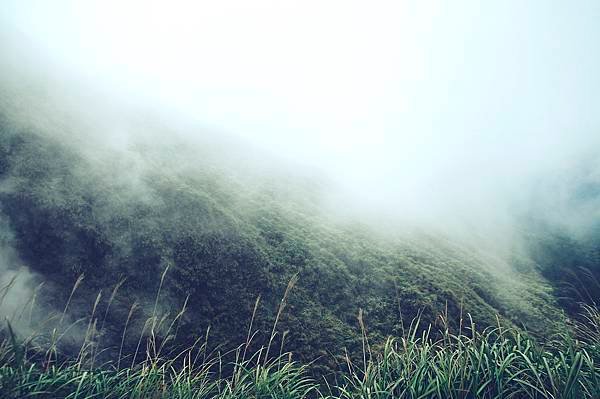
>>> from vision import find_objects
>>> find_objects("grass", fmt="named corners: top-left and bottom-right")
top-left (0, 275), bottom-right (599, 398)
top-left (335, 310), bottom-right (599, 399)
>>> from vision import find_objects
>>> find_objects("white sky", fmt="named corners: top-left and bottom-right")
top-left (2, 0), bottom-right (600, 220)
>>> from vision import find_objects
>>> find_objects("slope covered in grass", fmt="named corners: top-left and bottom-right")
top-left (0, 117), bottom-right (574, 376)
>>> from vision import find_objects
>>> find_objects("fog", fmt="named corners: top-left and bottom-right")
top-left (1, 2), bottom-right (600, 359)
top-left (1, 0), bottom-right (600, 235)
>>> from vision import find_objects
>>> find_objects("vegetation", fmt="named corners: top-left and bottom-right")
top-left (0, 120), bottom-right (599, 397)
top-left (0, 282), bottom-right (599, 398)
top-left (0, 122), bottom-right (570, 367)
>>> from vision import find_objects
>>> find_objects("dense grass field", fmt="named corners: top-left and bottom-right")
top-left (1, 275), bottom-right (599, 399)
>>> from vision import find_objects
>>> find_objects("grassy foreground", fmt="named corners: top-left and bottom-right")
top-left (1, 301), bottom-right (599, 399)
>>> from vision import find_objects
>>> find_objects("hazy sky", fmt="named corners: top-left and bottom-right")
top-left (2, 0), bottom-right (600, 222)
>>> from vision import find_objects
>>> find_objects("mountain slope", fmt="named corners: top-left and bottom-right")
top-left (0, 118), bottom-right (569, 373)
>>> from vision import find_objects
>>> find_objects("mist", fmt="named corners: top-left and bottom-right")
top-left (1, 0), bottom-right (600, 256)
top-left (1, 4), bottom-right (600, 382)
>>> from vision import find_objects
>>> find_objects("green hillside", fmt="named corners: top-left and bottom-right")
top-left (0, 118), bottom-right (575, 377)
